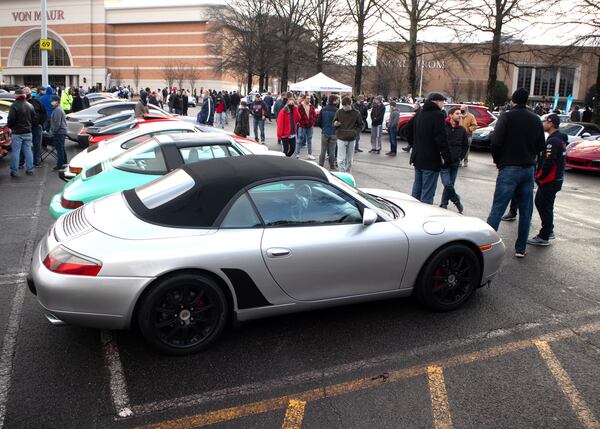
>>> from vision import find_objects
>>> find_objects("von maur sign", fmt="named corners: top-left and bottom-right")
top-left (11, 10), bottom-right (65, 22)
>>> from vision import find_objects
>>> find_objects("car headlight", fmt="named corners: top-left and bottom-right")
top-left (477, 131), bottom-right (490, 137)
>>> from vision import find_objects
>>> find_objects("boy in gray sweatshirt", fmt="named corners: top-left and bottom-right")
top-left (50, 95), bottom-right (68, 171)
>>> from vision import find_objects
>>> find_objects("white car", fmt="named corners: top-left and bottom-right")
top-left (64, 121), bottom-right (278, 180)
top-left (367, 102), bottom-right (415, 133)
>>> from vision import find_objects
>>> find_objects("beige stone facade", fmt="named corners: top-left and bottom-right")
top-left (0, 0), bottom-right (238, 91)
top-left (377, 41), bottom-right (598, 106)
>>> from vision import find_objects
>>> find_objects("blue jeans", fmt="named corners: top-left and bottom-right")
top-left (440, 161), bottom-right (461, 206)
top-left (388, 127), bottom-right (398, 153)
top-left (11, 133), bottom-right (33, 175)
top-left (53, 133), bottom-right (67, 168)
top-left (253, 118), bottom-right (265, 142)
top-left (32, 125), bottom-right (43, 165)
top-left (411, 168), bottom-right (439, 204)
top-left (487, 166), bottom-right (535, 253)
top-left (296, 127), bottom-right (313, 157)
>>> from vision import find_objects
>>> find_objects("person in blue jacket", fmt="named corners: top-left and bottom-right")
top-left (38, 85), bottom-right (55, 131)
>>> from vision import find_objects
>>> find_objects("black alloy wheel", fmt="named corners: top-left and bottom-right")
top-left (138, 273), bottom-right (228, 355)
top-left (415, 244), bottom-right (481, 311)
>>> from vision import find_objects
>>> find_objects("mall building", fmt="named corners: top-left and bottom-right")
top-left (377, 41), bottom-right (598, 106)
top-left (0, 0), bottom-right (237, 91)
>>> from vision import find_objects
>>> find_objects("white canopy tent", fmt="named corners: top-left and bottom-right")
top-left (289, 72), bottom-right (352, 93)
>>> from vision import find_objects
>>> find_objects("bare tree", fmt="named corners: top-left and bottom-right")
top-left (345, 0), bottom-right (387, 95)
top-left (383, 0), bottom-right (452, 98)
top-left (162, 62), bottom-right (177, 89)
top-left (132, 65), bottom-right (141, 94)
top-left (112, 69), bottom-right (123, 87)
top-left (271, 0), bottom-right (311, 92)
top-left (451, 0), bottom-right (549, 108)
top-left (174, 61), bottom-right (188, 89)
top-left (307, 0), bottom-right (346, 73)
top-left (187, 64), bottom-right (200, 96)
top-left (563, 0), bottom-right (600, 124)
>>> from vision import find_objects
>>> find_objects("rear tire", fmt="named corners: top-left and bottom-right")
top-left (415, 244), bottom-right (480, 311)
top-left (137, 273), bottom-right (229, 355)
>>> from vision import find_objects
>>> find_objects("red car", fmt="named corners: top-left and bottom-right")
top-left (0, 126), bottom-right (10, 158)
top-left (78, 115), bottom-right (175, 146)
top-left (566, 135), bottom-right (600, 172)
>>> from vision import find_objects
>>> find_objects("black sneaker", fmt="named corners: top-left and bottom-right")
top-left (527, 235), bottom-right (550, 246)
top-left (501, 213), bottom-right (517, 221)
top-left (548, 233), bottom-right (556, 240)
top-left (401, 146), bottom-right (411, 152)
top-left (25, 170), bottom-right (34, 176)
top-left (455, 201), bottom-right (464, 214)
top-left (514, 251), bottom-right (526, 258)
top-left (52, 166), bottom-right (63, 171)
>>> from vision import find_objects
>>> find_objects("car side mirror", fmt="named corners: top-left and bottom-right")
top-left (362, 208), bottom-right (378, 226)
top-left (581, 132), bottom-right (591, 138)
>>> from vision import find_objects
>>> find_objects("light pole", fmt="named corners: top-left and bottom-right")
top-left (41, 0), bottom-right (48, 87)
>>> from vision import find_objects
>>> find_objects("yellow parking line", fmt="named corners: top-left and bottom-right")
top-left (427, 366), bottom-right (453, 429)
top-left (533, 340), bottom-right (600, 429)
top-left (135, 321), bottom-right (600, 429)
top-left (281, 400), bottom-right (306, 429)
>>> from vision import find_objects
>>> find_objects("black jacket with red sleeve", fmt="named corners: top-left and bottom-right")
top-left (536, 131), bottom-right (567, 185)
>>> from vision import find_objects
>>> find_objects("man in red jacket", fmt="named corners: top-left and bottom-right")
top-left (277, 93), bottom-right (301, 157)
top-left (296, 95), bottom-right (317, 160)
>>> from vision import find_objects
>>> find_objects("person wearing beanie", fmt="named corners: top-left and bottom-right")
top-left (409, 92), bottom-right (452, 204)
top-left (527, 113), bottom-right (567, 246)
top-left (50, 95), bottom-right (68, 171)
top-left (486, 88), bottom-right (545, 258)
top-left (6, 88), bottom-right (36, 177)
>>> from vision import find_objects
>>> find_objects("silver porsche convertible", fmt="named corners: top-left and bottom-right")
top-left (28, 156), bottom-right (505, 354)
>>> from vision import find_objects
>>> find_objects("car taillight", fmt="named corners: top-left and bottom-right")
top-left (61, 196), bottom-right (84, 209)
top-left (43, 247), bottom-right (102, 276)
top-left (69, 166), bottom-right (83, 175)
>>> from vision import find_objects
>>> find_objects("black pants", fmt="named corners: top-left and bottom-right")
top-left (535, 181), bottom-right (562, 240)
top-left (282, 137), bottom-right (296, 157)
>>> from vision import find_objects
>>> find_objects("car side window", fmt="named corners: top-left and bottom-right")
top-left (220, 193), bottom-right (262, 228)
top-left (98, 105), bottom-right (132, 116)
top-left (179, 145), bottom-right (230, 164)
top-left (398, 105), bottom-right (413, 113)
top-left (121, 133), bottom-right (155, 150)
top-left (248, 180), bottom-right (362, 227)
top-left (112, 141), bottom-right (167, 173)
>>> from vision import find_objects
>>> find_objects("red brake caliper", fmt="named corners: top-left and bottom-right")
top-left (433, 266), bottom-right (444, 288)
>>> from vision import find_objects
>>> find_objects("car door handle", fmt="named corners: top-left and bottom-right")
top-left (266, 248), bottom-right (291, 257)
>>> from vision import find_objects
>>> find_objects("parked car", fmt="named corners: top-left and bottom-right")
top-left (86, 92), bottom-right (118, 105)
top-left (65, 119), bottom-right (210, 180)
top-left (566, 135), bottom-right (600, 173)
top-left (66, 101), bottom-right (175, 143)
top-left (444, 104), bottom-right (495, 128)
top-left (0, 99), bottom-right (12, 125)
top-left (80, 115), bottom-right (177, 147)
top-left (49, 133), bottom-right (277, 219)
top-left (188, 96), bottom-right (197, 108)
top-left (30, 155), bottom-right (505, 354)
top-left (471, 119), bottom-right (497, 150)
top-left (558, 122), bottom-right (600, 146)
top-left (367, 102), bottom-right (414, 132)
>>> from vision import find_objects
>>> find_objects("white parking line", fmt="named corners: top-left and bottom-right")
top-left (129, 307), bottom-right (600, 418)
top-left (0, 180), bottom-right (46, 429)
top-left (101, 330), bottom-right (133, 418)
top-left (0, 273), bottom-right (27, 286)
top-left (0, 284), bottom-right (26, 429)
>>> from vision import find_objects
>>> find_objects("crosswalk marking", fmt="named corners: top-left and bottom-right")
top-left (534, 340), bottom-right (600, 429)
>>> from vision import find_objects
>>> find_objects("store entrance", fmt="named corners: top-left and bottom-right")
top-left (22, 75), bottom-right (66, 88)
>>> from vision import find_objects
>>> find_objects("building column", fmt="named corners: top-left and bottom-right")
top-left (554, 68), bottom-right (561, 97)
top-left (65, 75), bottom-right (71, 88)
top-left (530, 67), bottom-right (536, 96)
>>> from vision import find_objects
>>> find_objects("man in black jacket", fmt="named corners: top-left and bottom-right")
top-left (528, 114), bottom-right (567, 246)
top-left (487, 88), bottom-right (545, 258)
top-left (440, 107), bottom-right (468, 213)
top-left (409, 92), bottom-right (452, 204)
top-left (7, 88), bottom-right (36, 177)
top-left (27, 87), bottom-right (47, 167)
top-left (353, 95), bottom-right (367, 153)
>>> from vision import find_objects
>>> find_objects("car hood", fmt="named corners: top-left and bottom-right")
top-left (360, 188), bottom-right (463, 219)
top-left (568, 140), bottom-right (600, 158)
top-left (85, 193), bottom-right (216, 240)
top-left (474, 126), bottom-right (493, 135)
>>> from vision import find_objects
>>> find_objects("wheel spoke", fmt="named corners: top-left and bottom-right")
top-left (192, 304), bottom-right (214, 313)
top-left (156, 319), bottom-right (176, 329)
top-left (155, 306), bottom-right (177, 315)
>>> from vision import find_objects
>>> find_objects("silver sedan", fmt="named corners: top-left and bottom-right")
top-left (28, 156), bottom-right (505, 355)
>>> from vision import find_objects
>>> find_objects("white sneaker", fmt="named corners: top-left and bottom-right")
top-left (307, 155), bottom-right (316, 160)
top-left (295, 155), bottom-right (300, 159)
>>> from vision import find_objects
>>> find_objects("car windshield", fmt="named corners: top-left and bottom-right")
top-left (135, 169), bottom-right (195, 209)
top-left (329, 174), bottom-right (400, 219)
top-left (111, 139), bottom-right (167, 173)
top-left (560, 123), bottom-right (582, 136)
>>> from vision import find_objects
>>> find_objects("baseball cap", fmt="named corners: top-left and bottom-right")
top-left (546, 113), bottom-right (560, 128)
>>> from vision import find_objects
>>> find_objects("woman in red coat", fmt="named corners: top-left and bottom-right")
top-left (277, 94), bottom-right (301, 157)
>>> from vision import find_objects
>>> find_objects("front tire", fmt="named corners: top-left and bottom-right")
top-left (138, 273), bottom-right (229, 355)
top-left (415, 244), bottom-right (481, 311)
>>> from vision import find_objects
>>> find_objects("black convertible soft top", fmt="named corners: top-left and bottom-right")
top-left (124, 155), bottom-right (327, 227)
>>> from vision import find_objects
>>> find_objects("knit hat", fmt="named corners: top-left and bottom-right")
top-left (426, 92), bottom-right (446, 102)
top-left (511, 88), bottom-right (529, 105)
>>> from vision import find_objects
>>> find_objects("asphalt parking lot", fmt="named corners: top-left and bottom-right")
top-left (1, 116), bottom-right (600, 429)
